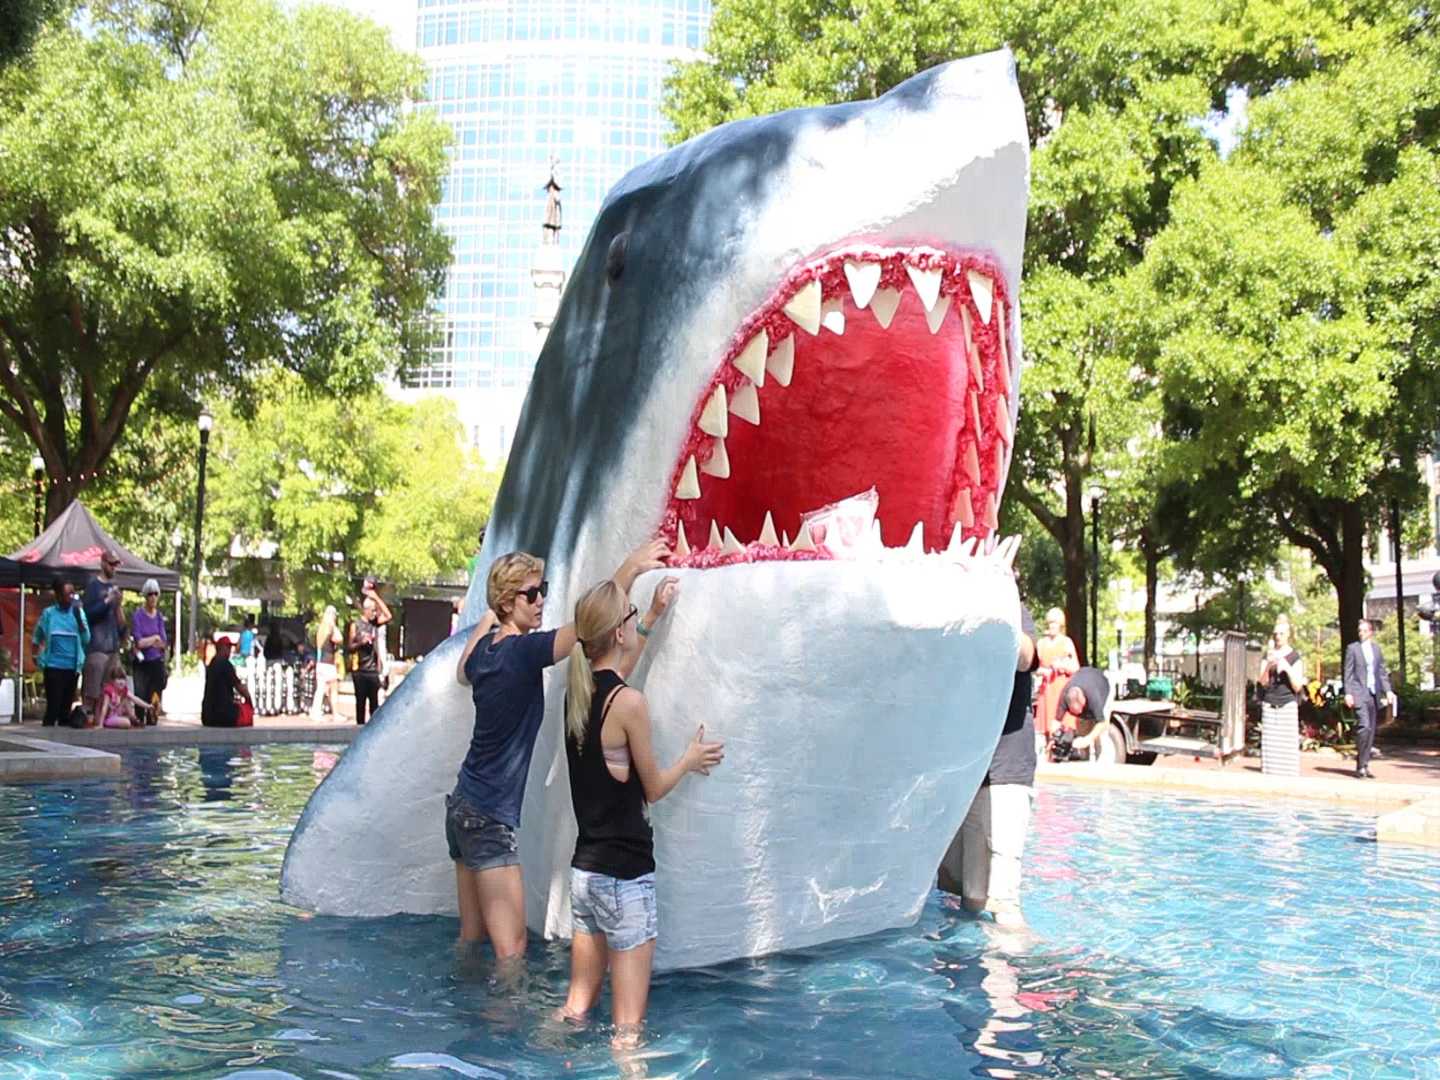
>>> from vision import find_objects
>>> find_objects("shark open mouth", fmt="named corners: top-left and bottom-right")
top-left (660, 245), bottom-right (1016, 567)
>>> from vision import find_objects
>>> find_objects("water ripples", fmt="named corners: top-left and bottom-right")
top-left (1, 748), bottom-right (1438, 1078)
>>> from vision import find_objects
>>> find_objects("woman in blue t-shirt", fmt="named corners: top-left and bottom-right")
top-left (450, 539), bottom-right (667, 962)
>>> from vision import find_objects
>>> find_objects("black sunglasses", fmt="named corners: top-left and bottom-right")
top-left (623, 605), bottom-right (638, 625)
top-left (518, 580), bottom-right (549, 604)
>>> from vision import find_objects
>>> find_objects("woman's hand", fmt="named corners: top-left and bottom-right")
top-left (683, 724), bottom-right (725, 775)
top-left (616, 539), bottom-right (670, 590)
top-left (646, 576), bottom-right (680, 626)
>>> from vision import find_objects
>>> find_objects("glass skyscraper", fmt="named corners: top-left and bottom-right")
top-left (403, 0), bottom-right (713, 457)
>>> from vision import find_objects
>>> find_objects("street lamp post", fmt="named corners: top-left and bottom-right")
top-left (188, 410), bottom-right (213, 652)
top-left (1088, 485), bottom-right (1103, 667)
top-left (30, 454), bottom-right (44, 537)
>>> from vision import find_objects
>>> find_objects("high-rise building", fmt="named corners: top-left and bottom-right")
top-left (397, 0), bottom-right (713, 460)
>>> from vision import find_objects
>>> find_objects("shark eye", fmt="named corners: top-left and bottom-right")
top-left (606, 233), bottom-right (628, 282)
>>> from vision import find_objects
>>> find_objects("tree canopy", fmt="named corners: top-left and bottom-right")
top-left (0, 0), bottom-right (451, 521)
top-left (206, 373), bottom-right (500, 612)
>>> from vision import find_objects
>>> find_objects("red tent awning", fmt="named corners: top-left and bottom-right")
top-left (5, 500), bottom-right (182, 592)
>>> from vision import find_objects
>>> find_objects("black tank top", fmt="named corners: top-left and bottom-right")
top-left (566, 669), bottom-right (654, 879)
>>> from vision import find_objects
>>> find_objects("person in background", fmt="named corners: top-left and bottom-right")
top-left (130, 579), bottom-right (168, 724)
top-left (238, 614), bottom-right (257, 664)
top-left (447, 540), bottom-right (666, 967)
top-left (1051, 666), bottom-right (1113, 761)
top-left (202, 637), bottom-right (252, 727)
top-left (348, 581), bottom-right (393, 726)
top-left (939, 605), bottom-right (1040, 926)
top-left (98, 653), bottom-right (150, 729)
top-left (1034, 607), bottom-right (1080, 743)
top-left (33, 578), bottom-right (89, 727)
top-left (309, 606), bottom-right (342, 720)
top-left (557, 576), bottom-right (722, 1044)
top-left (1259, 615), bottom-right (1304, 777)
top-left (1343, 618), bottom-right (1395, 780)
top-left (82, 549), bottom-right (125, 721)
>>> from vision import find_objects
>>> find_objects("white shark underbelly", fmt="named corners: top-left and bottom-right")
top-left (282, 561), bottom-right (1018, 971)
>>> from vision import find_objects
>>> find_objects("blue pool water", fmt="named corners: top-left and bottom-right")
top-left (1, 747), bottom-right (1438, 1079)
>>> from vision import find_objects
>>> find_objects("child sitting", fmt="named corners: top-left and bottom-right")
top-left (98, 655), bottom-right (151, 729)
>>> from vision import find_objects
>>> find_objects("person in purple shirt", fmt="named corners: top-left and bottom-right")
top-left (130, 578), bottom-right (168, 724)
top-left (449, 539), bottom-right (667, 965)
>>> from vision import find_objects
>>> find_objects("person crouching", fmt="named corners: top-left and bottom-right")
top-left (558, 577), bottom-right (724, 1046)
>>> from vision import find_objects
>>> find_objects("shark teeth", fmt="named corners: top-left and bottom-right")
top-left (869, 287), bottom-right (901, 330)
top-left (905, 264), bottom-right (943, 312)
top-left (784, 279), bottom-right (822, 335)
top-left (967, 269), bottom-right (994, 325)
top-left (758, 511), bottom-right (779, 547)
top-left (924, 292), bottom-right (952, 335)
top-left (734, 330), bottom-right (767, 387)
top-left (674, 522), bottom-right (690, 557)
top-left (698, 385), bottom-right (728, 438)
top-left (843, 260), bottom-right (881, 308)
top-left (729, 381), bottom-right (760, 425)
top-left (821, 299), bottom-right (846, 335)
top-left (676, 456), bottom-right (700, 500)
top-left (700, 437), bottom-right (730, 479)
top-left (708, 520), bottom-right (722, 550)
top-left (789, 524), bottom-right (816, 551)
top-left (721, 526), bottom-right (745, 556)
top-left (767, 335), bottom-right (795, 387)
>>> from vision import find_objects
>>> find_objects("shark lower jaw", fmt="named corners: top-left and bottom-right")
top-left (659, 244), bottom-right (1016, 569)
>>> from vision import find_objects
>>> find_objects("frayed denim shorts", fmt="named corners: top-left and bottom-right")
top-left (444, 789), bottom-right (519, 871)
top-left (570, 868), bottom-right (657, 952)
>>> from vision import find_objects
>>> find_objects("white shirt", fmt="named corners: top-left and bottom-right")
top-left (1364, 641), bottom-right (1376, 694)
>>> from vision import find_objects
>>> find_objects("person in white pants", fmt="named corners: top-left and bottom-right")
top-left (939, 605), bottom-right (1039, 927)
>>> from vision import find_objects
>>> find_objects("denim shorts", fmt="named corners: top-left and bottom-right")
top-left (444, 790), bottom-right (519, 871)
top-left (570, 868), bottom-right (657, 952)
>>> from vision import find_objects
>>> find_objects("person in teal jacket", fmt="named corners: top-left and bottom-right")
top-left (33, 578), bottom-right (90, 726)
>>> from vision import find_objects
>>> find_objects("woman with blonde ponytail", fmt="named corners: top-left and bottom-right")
top-left (559, 575), bottom-right (724, 1045)
top-left (447, 539), bottom-right (669, 967)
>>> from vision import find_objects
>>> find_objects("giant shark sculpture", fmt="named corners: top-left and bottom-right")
top-left (282, 48), bottom-right (1030, 971)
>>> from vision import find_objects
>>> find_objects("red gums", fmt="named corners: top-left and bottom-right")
top-left (660, 244), bottom-right (1015, 562)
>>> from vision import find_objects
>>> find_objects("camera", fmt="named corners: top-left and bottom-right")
top-left (1050, 728), bottom-right (1081, 762)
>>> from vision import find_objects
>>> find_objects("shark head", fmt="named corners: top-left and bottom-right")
top-left (473, 47), bottom-right (1027, 605)
top-left (285, 50), bottom-right (1031, 971)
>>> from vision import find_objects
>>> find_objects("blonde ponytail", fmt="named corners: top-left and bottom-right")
top-left (567, 641), bottom-right (595, 742)
top-left (565, 579), bottom-right (631, 744)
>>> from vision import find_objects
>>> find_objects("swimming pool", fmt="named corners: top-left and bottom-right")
top-left (1, 747), bottom-right (1436, 1078)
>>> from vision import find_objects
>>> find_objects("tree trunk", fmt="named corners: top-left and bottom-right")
top-left (1337, 501), bottom-right (1366, 659)
top-left (44, 474), bottom-right (84, 525)
top-left (1142, 527), bottom-right (1159, 674)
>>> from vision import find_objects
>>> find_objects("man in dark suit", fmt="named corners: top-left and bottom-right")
top-left (1343, 618), bottom-right (1396, 779)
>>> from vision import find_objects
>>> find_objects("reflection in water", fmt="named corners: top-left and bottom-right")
top-left (0, 752), bottom-right (1437, 1078)
top-left (198, 747), bottom-right (240, 801)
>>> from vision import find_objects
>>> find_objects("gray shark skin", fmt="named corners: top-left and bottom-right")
top-left (283, 49), bottom-right (1030, 972)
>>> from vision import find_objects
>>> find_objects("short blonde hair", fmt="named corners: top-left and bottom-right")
top-left (487, 551), bottom-right (545, 617)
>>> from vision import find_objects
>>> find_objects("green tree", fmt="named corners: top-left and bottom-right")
top-left (0, 0), bottom-right (451, 522)
top-left (206, 374), bottom-right (499, 611)
top-left (1136, 17), bottom-right (1440, 657)
top-left (0, 0), bottom-right (64, 67)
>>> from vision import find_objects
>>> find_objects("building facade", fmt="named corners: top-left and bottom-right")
top-left (400, 0), bottom-right (713, 460)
